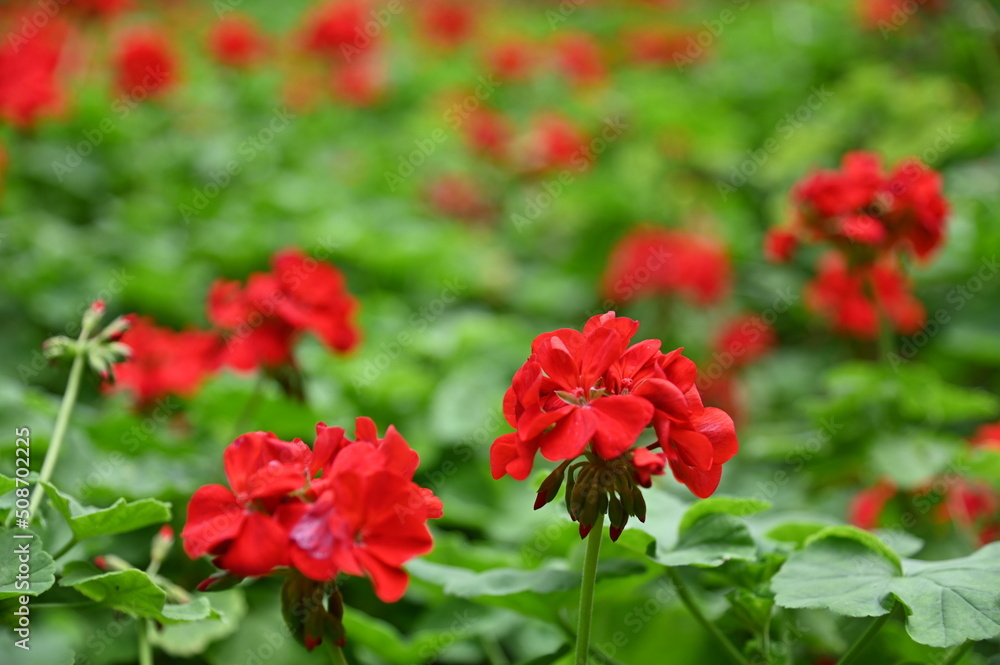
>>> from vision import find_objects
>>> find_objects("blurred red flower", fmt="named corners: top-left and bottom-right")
top-left (601, 227), bottom-right (731, 305)
top-left (552, 33), bottom-right (606, 86)
top-left (462, 108), bottom-right (512, 162)
top-left (425, 173), bottom-right (493, 223)
top-left (623, 27), bottom-right (691, 66)
top-left (857, 0), bottom-right (946, 31)
top-left (519, 114), bottom-right (590, 173)
top-left (207, 249), bottom-right (361, 371)
top-left (0, 12), bottom-right (70, 128)
top-left (115, 28), bottom-right (179, 97)
top-left (417, 0), bottom-right (476, 49)
top-left (109, 315), bottom-right (222, 408)
top-left (71, 0), bottom-right (133, 17)
top-left (485, 39), bottom-right (538, 82)
top-left (805, 253), bottom-right (924, 339)
top-left (787, 151), bottom-right (949, 262)
top-left (208, 15), bottom-right (268, 68)
top-left (714, 315), bottom-right (776, 370)
top-left (300, 0), bottom-right (376, 60)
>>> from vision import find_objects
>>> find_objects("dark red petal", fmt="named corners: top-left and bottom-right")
top-left (181, 485), bottom-right (245, 558)
top-left (213, 512), bottom-right (291, 577)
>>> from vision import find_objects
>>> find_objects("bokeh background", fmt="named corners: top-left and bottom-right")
top-left (3, 0), bottom-right (1000, 663)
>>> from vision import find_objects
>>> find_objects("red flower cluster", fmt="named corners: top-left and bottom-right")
top-left (115, 28), bottom-right (179, 97)
top-left (182, 419), bottom-right (442, 602)
top-left (0, 11), bottom-right (69, 128)
top-left (804, 253), bottom-right (925, 339)
top-left (779, 152), bottom-right (948, 261)
top-left (601, 227), bottom-right (731, 306)
top-left (208, 249), bottom-right (361, 371)
top-left (107, 249), bottom-right (360, 407)
top-left (850, 426), bottom-right (1000, 545)
top-left (208, 15), bottom-right (268, 69)
top-left (417, 0), bottom-right (477, 49)
top-left (110, 316), bottom-right (222, 409)
top-left (766, 151), bottom-right (949, 340)
top-left (492, 312), bottom-right (738, 539)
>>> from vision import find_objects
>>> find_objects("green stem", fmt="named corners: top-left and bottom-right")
top-left (556, 614), bottom-right (629, 665)
top-left (665, 568), bottom-right (747, 665)
top-left (326, 642), bottom-right (349, 665)
top-left (940, 640), bottom-right (973, 665)
top-left (137, 619), bottom-right (153, 665)
top-left (51, 537), bottom-right (79, 561)
top-left (20, 325), bottom-right (91, 526)
top-left (835, 607), bottom-right (894, 665)
top-left (574, 512), bottom-right (605, 665)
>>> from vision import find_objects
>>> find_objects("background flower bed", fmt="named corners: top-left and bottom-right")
top-left (2, 0), bottom-right (1000, 664)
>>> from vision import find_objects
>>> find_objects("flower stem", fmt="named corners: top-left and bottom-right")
top-left (17, 324), bottom-right (91, 526)
top-left (137, 620), bottom-right (153, 665)
top-left (940, 640), bottom-right (972, 665)
top-left (574, 512), bottom-right (604, 665)
top-left (327, 641), bottom-right (349, 665)
top-left (665, 567), bottom-right (747, 665)
top-left (835, 606), bottom-right (894, 665)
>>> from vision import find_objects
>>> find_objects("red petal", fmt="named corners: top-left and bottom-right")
top-left (588, 395), bottom-right (654, 459)
top-left (181, 485), bottom-right (245, 558)
top-left (537, 407), bottom-right (595, 461)
top-left (213, 512), bottom-right (291, 577)
top-left (693, 407), bottom-right (739, 464)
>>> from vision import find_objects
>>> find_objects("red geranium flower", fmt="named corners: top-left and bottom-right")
top-left (70, 0), bottom-right (132, 17)
top-left (182, 420), bottom-right (442, 605)
top-left (713, 315), bottom-right (776, 370)
top-left (0, 11), bottom-right (69, 128)
top-left (182, 432), bottom-right (312, 577)
top-left (289, 418), bottom-right (442, 602)
top-left (518, 114), bottom-right (590, 173)
top-left (623, 27), bottom-right (691, 66)
top-left (782, 151), bottom-right (949, 262)
top-left (425, 173), bottom-right (493, 223)
top-left (849, 478), bottom-right (897, 530)
top-left (462, 108), bottom-right (512, 162)
top-left (972, 422), bottom-right (1000, 452)
top-left (207, 249), bottom-right (361, 371)
top-left (552, 33), bottom-right (606, 86)
top-left (109, 315), bottom-right (222, 408)
top-left (208, 15), bottom-right (268, 68)
top-left (805, 253), bottom-right (924, 339)
top-left (485, 39), bottom-right (538, 82)
top-left (300, 0), bottom-right (375, 60)
top-left (115, 28), bottom-right (179, 97)
top-left (417, 0), bottom-right (476, 49)
top-left (601, 227), bottom-right (731, 305)
top-left (492, 312), bottom-right (738, 539)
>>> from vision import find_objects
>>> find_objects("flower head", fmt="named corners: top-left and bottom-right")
top-left (492, 312), bottom-right (738, 539)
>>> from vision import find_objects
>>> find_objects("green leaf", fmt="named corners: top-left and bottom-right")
top-left (804, 525), bottom-right (903, 570)
top-left (764, 521), bottom-right (831, 548)
top-left (773, 535), bottom-right (1000, 647)
top-left (772, 535), bottom-right (899, 618)
top-left (0, 529), bottom-right (56, 599)
top-left (41, 482), bottom-right (171, 541)
top-left (0, 473), bottom-right (17, 496)
top-left (160, 597), bottom-right (220, 623)
top-left (678, 496), bottom-right (771, 533)
top-left (59, 562), bottom-right (166, 618)
top-left (150, 591), bottom-right (247, 657)
top-left (651, 513), bottom-right (758, 568)
top-left (408, 558), bottom-right (645, 598)
top-left (868, 434), bottom-right (959, 490)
